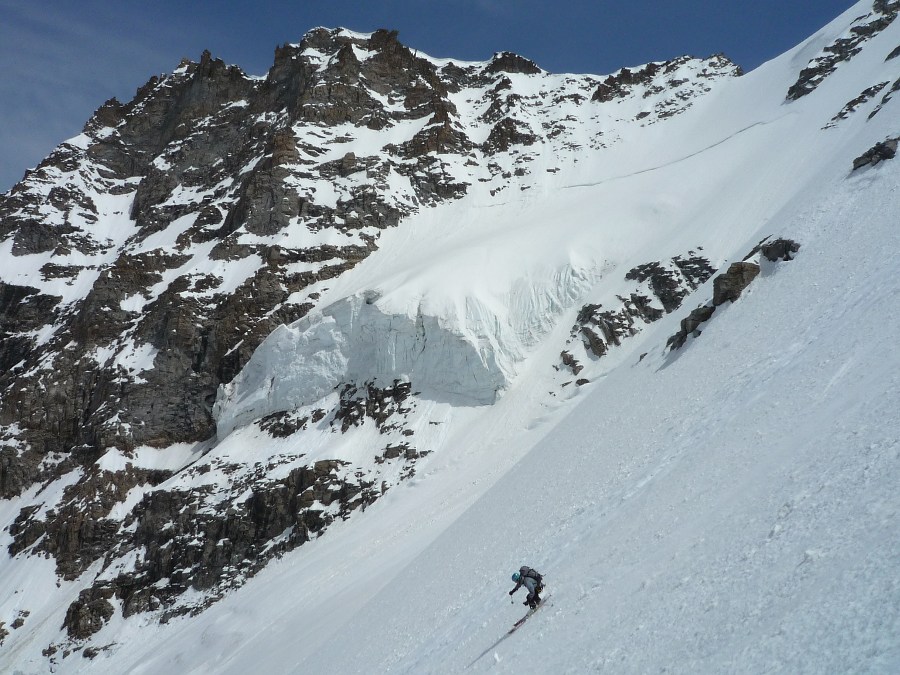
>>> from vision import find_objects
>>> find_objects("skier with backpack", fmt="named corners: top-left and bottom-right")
top-left (509, 565), bottom-right (544, 609)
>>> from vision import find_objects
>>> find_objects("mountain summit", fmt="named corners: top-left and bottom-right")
top-left (2, 2), bottom-right (899, 671)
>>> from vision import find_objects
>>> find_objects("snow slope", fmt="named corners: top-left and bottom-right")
top-left (2, 1), bottom-right (899, 672)
top-left (300, 143), bottom-right (900, 675)
top-left (95, 134), bottom-right (900, 674)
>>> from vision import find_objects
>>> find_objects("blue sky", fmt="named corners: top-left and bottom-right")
top-left (0, 0), bottom-right (856, 192)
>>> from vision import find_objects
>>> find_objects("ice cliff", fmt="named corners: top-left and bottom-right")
top-left (215, 260), bottom-right (597, 438)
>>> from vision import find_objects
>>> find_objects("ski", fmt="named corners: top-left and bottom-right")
top-left (507, 593), bottom-right (551, 634)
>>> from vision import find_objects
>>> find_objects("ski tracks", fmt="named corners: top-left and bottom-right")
top-left (561, 113), bottom-right (797, 190)
top-left (466, 595), bottom-right (553, 669)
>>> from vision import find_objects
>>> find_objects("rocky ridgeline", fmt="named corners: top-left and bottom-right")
top-left (0, 26), bottom-right (742, 654)
top-left (558, 237), bottom-right (801, 370)
top-left (559, 238), bottom-right (799, 376)
top-left (787, 0), bottom-right (899, 101)
top-left (592, 54), bottom-right (742, 122)
top-left (560, 252), bottom-right (717, 377)
top-left (0, 31), bottom-right (464, 498)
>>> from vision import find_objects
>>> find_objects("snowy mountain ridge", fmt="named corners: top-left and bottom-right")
top-left (1, 1), bottom-right (899, 672)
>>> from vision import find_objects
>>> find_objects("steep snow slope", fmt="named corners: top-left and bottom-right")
top-left (306, 157), bottom-right (900, 674)
top-left (2, 1), bottom-right (899, 672)
top-left (95, 132), bottom-right (900, 673)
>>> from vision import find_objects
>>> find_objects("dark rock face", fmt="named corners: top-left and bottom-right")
top-left (667, 238), bottom-right (800, 351)
top-left (9, 465), bottom-right (172, 578)
top-left (333, 380), bottom-right (414, 434)
top-left (591, 54), bottom-right (741, 122)
top-left (625, 255), bottom-right (717, 313)
top-left (0, 446), bottom-right (45, 501)
top-left (9, 374), bottom-right (427, 640)
top-left (40, 454), bottom-right (382, 639)
top-left (824, 81), bottom-right (890, 128)
top-left (259, 410), bottom-right (311, 438)
top-left (712, 262), bottom-right (760, 306)
top-left (852, 136), bottom-right (899, 170)
top-left (560, 350), bottom-right (583, 375)
top-left (122, 459), bottom-right (375, 609)
top-left (787, 1), bottom-right (899, 100)
top-left (482, 118), bottom-right (539, 154)
top-left (867, 75), bottom-right (900, 119)
top-left (759, 238), bottom-right (801, 263)
top-left (593, 61), bottom-right (670, 102)
top-left (486, 52), bottom-right (541, 75)
top-left (666, 305), bottom-right (716, 351)
top-left (64, 587), bottom-right (115, 640)
top-left (0, 283), bottom-right (61, 372)
top-left (564, 251), bottom-right (715, 364)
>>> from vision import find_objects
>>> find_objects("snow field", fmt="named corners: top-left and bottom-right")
top-left (295, 140), bottom-right (900, 675)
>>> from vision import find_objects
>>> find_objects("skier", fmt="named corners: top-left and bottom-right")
top-left (509, 565), bottom-right (544, 609)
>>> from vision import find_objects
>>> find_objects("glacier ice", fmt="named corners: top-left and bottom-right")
top-left (214, 262), bottom-right (595, 439)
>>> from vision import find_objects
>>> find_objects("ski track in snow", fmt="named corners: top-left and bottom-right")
top-left (561, 113), bottom-right (799, 190)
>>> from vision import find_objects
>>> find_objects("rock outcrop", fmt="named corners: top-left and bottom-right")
top-left (667, 238), bottom-right (800, 351)
top-left (560, 252), bottom-right (716, 372)
top-left (852, 136), bottom-right (899, 170)
top-left (591, 54), bottom-right (741, 123)
top-left (867, 75), bottom-right (900, 119)
top-left (824, 81), bottom-right (890, 128)
top-left (787, 0), bottom-right (899, 100)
